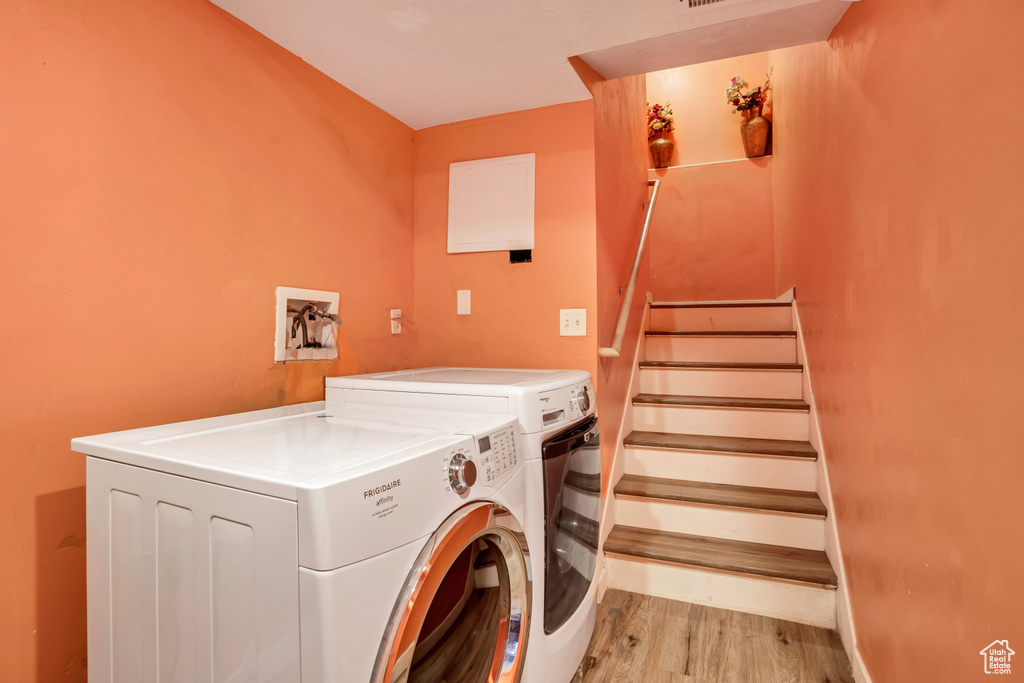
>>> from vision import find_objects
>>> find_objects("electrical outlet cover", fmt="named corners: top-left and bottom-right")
top-left (275, 287), bottom-right (341, 362)
top-left (457, 290), bottom-right (471, 315)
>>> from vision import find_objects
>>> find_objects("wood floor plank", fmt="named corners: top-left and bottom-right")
top-left (615, 474), bottom-right (827, 517)
top-left (624, 431), bottom-right (818, 459)
top-left (633, 393), bottom-right (810, 411)
top-left (604, 526), bottom-right (838, 587)
top-left (572, 590), bottom-right (852, 683)
top-left (640, 361), bottom-right (804, 370)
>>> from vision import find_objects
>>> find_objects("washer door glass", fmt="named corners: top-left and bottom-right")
top-left (541, 416), bottom-right (600, 634)
top-left (372, 502), bottom-right (531, 683)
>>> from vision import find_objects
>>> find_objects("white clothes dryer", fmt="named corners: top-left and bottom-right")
top-left (73, 402), bottom-right (532, 683)
top-left (327, 368), bottom-right (601, 683)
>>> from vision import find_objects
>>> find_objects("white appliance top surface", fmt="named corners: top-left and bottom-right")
top-left (327, 366), bottom-right (590, 394)
top-left (363, 367), bottom-right (558, 385)
top-left (73, 402), bottom-right (513, 499)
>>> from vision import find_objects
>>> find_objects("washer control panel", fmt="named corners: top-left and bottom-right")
top-left (538, 379), bottom-right (595, 428)
top-left (566, 379), bottom-right (596, 421)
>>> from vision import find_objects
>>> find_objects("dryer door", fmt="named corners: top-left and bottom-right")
top-left (372, 502), bottom-right (532, 683)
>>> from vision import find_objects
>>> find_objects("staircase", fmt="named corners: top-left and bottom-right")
top-left (603, 300), bottom-right (838, 627)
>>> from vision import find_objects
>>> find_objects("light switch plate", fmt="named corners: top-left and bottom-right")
top-left (560, 309), bottom-right (586, 336)
top-left (457, 290), bottom-right (471, 315)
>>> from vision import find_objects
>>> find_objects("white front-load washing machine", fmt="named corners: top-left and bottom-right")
top-left (73, 401), bottom-right (532, 683)
top-left (327, 368), bottom-right (601, 683)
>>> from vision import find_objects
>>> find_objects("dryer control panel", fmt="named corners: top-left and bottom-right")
top-left (476, 423), bottom-right (518, 486)
top-left (441, 421), bottom-right (519, 496)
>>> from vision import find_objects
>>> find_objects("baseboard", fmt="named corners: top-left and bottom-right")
top-left (791, 300), bottom-right (872, 683)
top-left (595, 299), bottom-right (650, 603)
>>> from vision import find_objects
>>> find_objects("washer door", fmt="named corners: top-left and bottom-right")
top-left (372, 502), bottom-right (532, 683)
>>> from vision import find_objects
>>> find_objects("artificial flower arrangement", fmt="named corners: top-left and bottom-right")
top-left (725, 72), bottom-right (771, 113)
top-left (647, 102), bottom-right (674, 139)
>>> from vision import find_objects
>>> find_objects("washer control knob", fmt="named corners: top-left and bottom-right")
top-left (576, 387), bottom-right (591, 412)
top-left (448, 454), bottom-right (477, 493)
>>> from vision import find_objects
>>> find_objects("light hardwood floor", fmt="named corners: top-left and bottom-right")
top-left (570, 590), bottom-right (853, 683)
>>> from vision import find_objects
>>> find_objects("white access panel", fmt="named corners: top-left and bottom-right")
top-left (448, 153), bottom-right (535, 253)
top-left (87, 457), bottom-right (300, 683)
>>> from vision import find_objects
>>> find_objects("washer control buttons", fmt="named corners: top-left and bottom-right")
top-left (577, 387), bottom-right (591, 412)
top-left (448, 453), bottom-right (477, 493)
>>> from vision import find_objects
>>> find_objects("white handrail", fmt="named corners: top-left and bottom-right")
top-left (598, 179), bottom-right (661, 359)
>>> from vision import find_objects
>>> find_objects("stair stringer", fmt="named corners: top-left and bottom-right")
top-left (595, 297), bottom-right (651, 603)
top-left (792, 299), bottom-right (873, 683)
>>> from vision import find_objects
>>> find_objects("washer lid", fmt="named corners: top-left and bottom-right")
top-left (327, 367), bottom-right (596, 435)
top-left (72, 402), bottom-right (509, 500)
top-left (327, 367), bottom-right (589, 395)
top-left (350, 367), bottom-right (565, 386)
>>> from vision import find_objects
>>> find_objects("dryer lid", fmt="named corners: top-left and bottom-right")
top-left (72, 402), bottom-right (512, 500)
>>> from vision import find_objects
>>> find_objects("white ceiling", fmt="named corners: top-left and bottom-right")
top-left (210, 0), bottom-right (852, 130)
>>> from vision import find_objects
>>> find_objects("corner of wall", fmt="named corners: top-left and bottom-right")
top-left (792, 299), bottom-right (873, 683)
top-left (595, 299), bottom-right (650, 603)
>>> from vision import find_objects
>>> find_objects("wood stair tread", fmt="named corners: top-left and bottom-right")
top-left (633, 393), bottom-right (809, 411)
top-left (651, 302), bottom-right (792, 309)
top-left (615, 474), bottom-right (826, 516)
top-left (647, 330), bottom-right (797, 337)
top-left (624, 431), bottom-right (818, 459)
top-left (640, 361), bottom-right (803, 370)
top-left (604, 526), bottom-right (838, 587)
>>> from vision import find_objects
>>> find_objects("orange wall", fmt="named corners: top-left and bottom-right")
top-left (0, 0), bottom-right (415, 680)
top-left (590, 74), bottom-right (651, 488)
top-left (648, 160), bottom-right (775, 301)
top-left (770, 1), bottom-right (1024, 680)
top-left (644, 54), bottom-right (776, 302)
top-left (646, 52), bottom-right (771, 167)
top-left (409, 102), bottom-right (598, 377)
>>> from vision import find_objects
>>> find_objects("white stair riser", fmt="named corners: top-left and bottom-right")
top-left (650, 307), bottom-right (793, 332)
top-left (646, 336), bottom-right (797, 363)
top-left (639, 368), bottom-right (803, 399)
top-left (606, 556), bottom-right (836, 628)
top-left (614, 498), bottom-right (825, 550)
top-left (633, 405), bottom-right (809, 441)
top-left (624, 447), bottom-right (817, 491)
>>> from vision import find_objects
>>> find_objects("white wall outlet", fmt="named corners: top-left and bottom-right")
top-left (457, 290), bottom-right (471, 315)
top-left (391, 320), bottom-right (402, 334)
top-left (560, 308), bottom-right (587, 336)
top-left (275, 287), bottom-right (341, 362)
top-left (390, 309), bottom-right (402, 319)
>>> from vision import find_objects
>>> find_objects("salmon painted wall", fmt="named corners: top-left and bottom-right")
top-left (646, 52), bottom-right (772, 167)
top-left (590, 74), bottom-right (651, 488)
top-left (645, 55), bottom-right (776, 301)
top-left (0, 0), bottom-right (414, 679)
top-left (409, 101), bottom-right (597, 378)
top-left (648, 160), bottom-right (775, 301)
top-left (770, 1), bottom-right (1024, 680)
